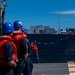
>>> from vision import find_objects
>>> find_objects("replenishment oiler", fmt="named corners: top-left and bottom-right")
top-left (28, 33), bottom-right (75, 63)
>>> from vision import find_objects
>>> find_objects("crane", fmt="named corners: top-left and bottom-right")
top-left (0, 0), bottom-right (6, 33)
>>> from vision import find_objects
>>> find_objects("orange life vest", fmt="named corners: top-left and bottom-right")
top-left (31, 43), bottom-right (38, 51)
top-left (0, 35), bottom-right (18, 65)
top-left (23, 34), bottom-right (28, 39)
top-left (12, 31), bottom-right (24, 53)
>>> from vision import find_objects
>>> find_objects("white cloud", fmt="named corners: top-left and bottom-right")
top-left (52, 10), bottom-right (75, 15)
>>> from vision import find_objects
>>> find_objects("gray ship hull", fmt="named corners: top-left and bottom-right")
top-left (27, 34), bottom-right (75, 63)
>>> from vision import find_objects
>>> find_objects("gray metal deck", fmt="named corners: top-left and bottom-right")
top-left (32, 63), bottom-right (69, 75)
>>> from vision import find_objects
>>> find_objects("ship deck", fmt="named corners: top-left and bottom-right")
top-left (32, 61), bottom-right (75, 75)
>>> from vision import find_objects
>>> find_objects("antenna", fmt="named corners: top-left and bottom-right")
top-left (0, 0), bottom-right (6, 34)
top-left (58, 0), bottom-right (60, 34)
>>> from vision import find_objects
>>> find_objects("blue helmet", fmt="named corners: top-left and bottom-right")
top-left (22, 26), bottom-right (27, 33)
top-left (2, 22), bottom-right (14, 33)
top-left (13, 20), bottom-right (22, 29)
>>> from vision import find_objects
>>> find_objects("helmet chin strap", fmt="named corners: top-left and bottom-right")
top-left (8, 32), bottom-right (13, 37)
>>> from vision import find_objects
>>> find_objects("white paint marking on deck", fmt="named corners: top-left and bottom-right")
top-left (68, 61), bottom-right (75, 75)
top-left (69, 73), bottom-right (75, 75)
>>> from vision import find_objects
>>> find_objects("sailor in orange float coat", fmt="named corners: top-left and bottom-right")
top-left (22, 26), bottom-right (33, 75)
top-left (0, 22), bottom-right (18, 75)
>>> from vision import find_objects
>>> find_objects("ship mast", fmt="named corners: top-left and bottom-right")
top-left (0, 0), bottom-right (6, 34)
top-left (58, 0), bottom-right (60, 34)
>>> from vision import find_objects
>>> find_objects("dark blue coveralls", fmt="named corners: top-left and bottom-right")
top-left (14, 37), bottom-right (28, 75)
top-left (0, 42), bottom-right (14, 75)
top-left (23, 39), bottom-right (33, 75)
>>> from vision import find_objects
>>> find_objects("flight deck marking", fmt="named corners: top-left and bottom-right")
top-left (33, 72), bottom-right (46, 75)
top-left (68, 61), bottom-right (75, 75)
